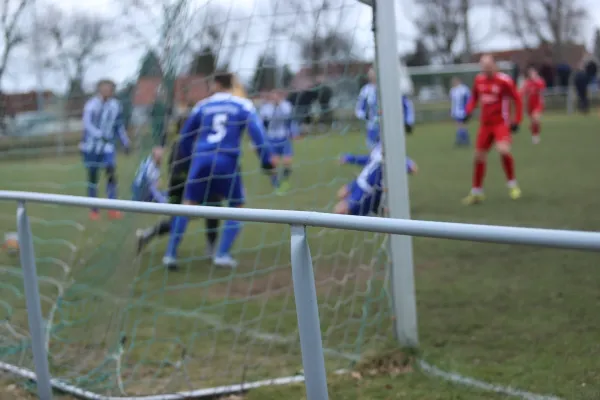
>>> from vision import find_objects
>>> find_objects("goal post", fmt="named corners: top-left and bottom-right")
top-left (369, 0), bottom-right (419, 348)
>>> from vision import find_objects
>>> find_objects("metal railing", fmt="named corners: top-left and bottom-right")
top-left (2, 190), bottom-right (600, 399)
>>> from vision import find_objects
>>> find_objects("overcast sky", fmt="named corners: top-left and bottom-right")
top-left (2, 0), bottom-right (599, 93)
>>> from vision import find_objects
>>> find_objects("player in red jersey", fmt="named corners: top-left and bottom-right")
top-left (462, 54), bottom-right (523, 205)
top-left (521, 65), bottom-right (546, 144)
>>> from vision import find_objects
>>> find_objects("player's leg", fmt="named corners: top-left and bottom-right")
top-left (203, 193), bottom-right (222, 258)
top-left (136, 171), bottom-right (185, 253)
top-left (105, 154), bottom-right (123, 219)
top-left (494, 125), bottom-right (520, 200)
top-left (455, 120), bottom-right (470, 146)
top-left (212, 170), bottom-right (245, 268)
top-left (530, 108), bottom-right (542, 144)
top-left (462, 127), bottom-right (492, 205)
top-left (162, 163), bottom-right (208, 270)
top-left (277, 140), bottom-right (294, 195)
top-left (83, 151), bottom-right (101, 219)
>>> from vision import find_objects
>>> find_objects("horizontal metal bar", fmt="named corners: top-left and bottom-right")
top-left (0, 191), bottom-right (599, 252)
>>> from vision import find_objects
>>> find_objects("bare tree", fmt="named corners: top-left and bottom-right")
top-left (497, 0), bottom-right (588, 61)
top-left (416, 0), bottom-right (462, 63)
top-left (273, 0), bottom-right (358, 76)
top-left (0, 0), bottom-right (32, 88)
top-left (416, 0), bottom-right (499, 63)
top-left (121, 0), bottom-right (242, 76)
top-left (38, 6), bottom-right (111, 92)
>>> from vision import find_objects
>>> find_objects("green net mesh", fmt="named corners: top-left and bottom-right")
top-left (0, 0), bottom-right (537, 398)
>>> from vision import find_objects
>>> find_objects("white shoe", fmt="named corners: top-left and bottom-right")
top-left (532, 136), bottom-right (541, 144)
top-left (162, 256), bottom-right (178, 271)
top-left (213, 255), bottom-right (238, 269)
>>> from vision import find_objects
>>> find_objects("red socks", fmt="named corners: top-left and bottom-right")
top-left (501, 154), bottom-right (515, 181)
top-left (473, 160), bottom-right (486, 189)
top-left (531, 121), bottom-right (540, 137)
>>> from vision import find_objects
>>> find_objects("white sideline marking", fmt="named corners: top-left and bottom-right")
top-left (418, 360), bottom-right (562, 400)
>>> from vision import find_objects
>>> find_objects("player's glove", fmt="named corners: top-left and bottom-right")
top-left (404, 124), bottom-right (413, 134)
top-left (510, 123), bottom-right (519, 133)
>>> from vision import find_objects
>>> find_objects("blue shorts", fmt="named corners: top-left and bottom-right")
top-left (82, 151), bottom-right (115, 169)
top-left (366, 128), bottom-right (380, 150)
top-left (184, 154), bottom-right (245, 207)
top-left (346, 181), bottom-right (382, 216)
top-left (269, 138), bottom-right (293, 157)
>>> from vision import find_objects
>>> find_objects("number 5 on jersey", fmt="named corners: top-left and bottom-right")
top-left (207, 113), bottom-right (228, 144)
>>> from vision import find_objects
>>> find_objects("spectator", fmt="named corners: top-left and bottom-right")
top-left (539, 60), bottom-right (555, 89)
top-left (556, 62), bottom-right (571, 91)
top-left (574, 63), bottom-right (590, 114)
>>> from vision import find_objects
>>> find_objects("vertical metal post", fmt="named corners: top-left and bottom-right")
top-left (17, 202), bottom-right (53, 400)
top-left (373, 0), bottom-right (419, 348)
top-left (290, 225), bottom-right (329, 400)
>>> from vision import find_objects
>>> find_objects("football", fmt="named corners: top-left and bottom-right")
top-left (3, 233), bottom-right (19, 256)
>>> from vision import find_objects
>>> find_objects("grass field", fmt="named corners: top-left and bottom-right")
top-left (0, 113), bottom-right (599, 399)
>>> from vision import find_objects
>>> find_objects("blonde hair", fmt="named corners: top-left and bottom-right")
top-left (232, 75), bottom-right (247, 98)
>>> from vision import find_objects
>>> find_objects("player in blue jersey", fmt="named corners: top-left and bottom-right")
top-left (163, 72), bottom-right (275, 270)
top-left (335, 143), bottom-right (417, 216)
top-left (259, 89), bottom-right (299, 195)
top-left (449, 77), bottom-right (471, 146)
top-left (80, 79), bottom-right (130, 221)
top-left (355, 68), bottom-right (414, 150)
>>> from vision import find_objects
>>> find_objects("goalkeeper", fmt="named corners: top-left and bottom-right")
top-left (135, 140), bottom-right (222, 257)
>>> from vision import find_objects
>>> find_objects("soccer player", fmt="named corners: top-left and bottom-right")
top-left (355, 68), bottom-right (414, 149)
top-left (162, 72), bottom-right (275, 270)
top-left (521, 65), bottom-right (546, 144)
top-left (131, 146), bottom-right (167, 203)
top-left (260, 89), bottom-right (299, 195)
top-left (335, 143), bottom-right (417, 216)
top-left (80, 79), bottom-right (130, 220)
top-left (462, 54), bottom-right (523, 205)
top-left (449, 77), bottom-right (471, 146)
top-left (134, 141), bottom-right (222, 257)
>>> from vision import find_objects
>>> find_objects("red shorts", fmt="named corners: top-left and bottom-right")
top-left (527, 100), bottom-right (544, 116)
top-left (476, 123), bottom-right (511, 151)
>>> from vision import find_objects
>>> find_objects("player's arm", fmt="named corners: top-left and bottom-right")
top-left (506, 79), bottom-right (523, 126)
top-left (402, 96), bottom-right (415, 134)
top-left (149, 180), bottom-right (168, 203)
top-left (82, 100), bottom-right (104, 139)
top-left (355, 86), bottom-right (368, 120)
top-left (246, 111), bottom-right (275, 170)
top-left (283, 102), bottom-right (300, 139)
top-left (115, 104), bottom-right (130, 152)
top-left (340, 153), bottom-right (370, 166)
top-left (178, 107), bottom-right (201, 161)
top-left (464, 82), bottom-right (479, 120)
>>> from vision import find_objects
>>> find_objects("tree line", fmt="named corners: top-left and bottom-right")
top-left (0, 0), bottom-right (597, 98)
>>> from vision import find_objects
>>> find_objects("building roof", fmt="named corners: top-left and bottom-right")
top-left (133, 75), bottom-right (210, 106)
top-left (290, 62), bottom-right (372, 90)
top-left (1, 91), bottom-right (55, 115)
top-left (472, 43), bottom-right (587, 69)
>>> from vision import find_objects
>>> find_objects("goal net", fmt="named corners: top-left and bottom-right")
top-left (0, 0), bottom-right (521, 397)
top-left (0, 0), bottom-right (399, 397)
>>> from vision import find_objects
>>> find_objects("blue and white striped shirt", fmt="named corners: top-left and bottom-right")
top-left (259, 100), bottom-right (298, 141)
top-left (355, 83), bottom-right (414, 142)
top-left (80, 96), bottom-right (130, 154)
top-left (449, 84), bottom-right (470, 120)
top-left (356, 83), bottom-right (415, 126)
top-left (132, 156), bottom-right (166, 203)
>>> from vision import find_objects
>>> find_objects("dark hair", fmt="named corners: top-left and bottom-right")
top-left (97, 79), bottom-right (116, 90)
top-left (213, 71), bottom-right (234, 90)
